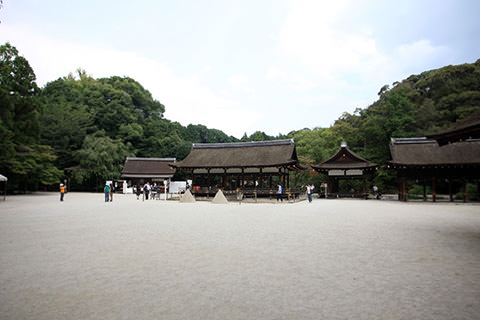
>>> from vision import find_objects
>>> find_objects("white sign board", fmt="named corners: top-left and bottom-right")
top-left (170, 181), bottom-right (187, 194)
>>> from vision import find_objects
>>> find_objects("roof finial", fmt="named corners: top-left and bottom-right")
top-left (341, 141), bottom-right (347, 148)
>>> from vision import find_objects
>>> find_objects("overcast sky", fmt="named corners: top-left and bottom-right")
top-left (1, 0), bottom-right (479, 138)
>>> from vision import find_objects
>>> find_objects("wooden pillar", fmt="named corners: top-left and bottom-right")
top-left (207, 168), bottom-right (211, 198)
top-left (223, 168), bottom-right (227, 189)
top-left (399, 177), bottom-right (407, 202)
top-left (207, 168), bottom-right (211, 187)
top-left (280, 168), bottom-right (284, 187)
top-left (327, 176), bottom-right (333, 197)
top-left (463, 181), bottom-right (467, 203)
top-left (362, 176), bottom-right (366, 199)
top-left (432, 177), bottom-right (436, 202)
top-left (259, 168), bottom-right (263, 188)
top-left (398, 178), bottom-right (402, 201)
top-left (241, 168), bottom-right (245, 189)
top-left (478, 181), bottom-right (480, 202)
top-left (287, 169), bottom-right (290, 189)
top-left (423, 181), bottom-right (427, 201)
top-left (449, 179), bottom-right (453, 202)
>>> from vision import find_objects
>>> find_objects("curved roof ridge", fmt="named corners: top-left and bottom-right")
top-left (391, 137), bottom-right (436, 145)
top-left (192, 139), bottom-right (295, 149)
top-left (321, 142), bottom-right (375, 165)
top-left (126, 157), bottom-right (176, 161)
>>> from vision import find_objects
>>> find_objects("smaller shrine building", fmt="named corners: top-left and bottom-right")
top-left (311, 142), bottom-right (378, 198)
top-left (121, 157), bottom-right (176, 186)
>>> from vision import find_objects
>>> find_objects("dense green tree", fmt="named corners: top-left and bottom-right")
top-left (39, 99), bottom-right (94, 169)
top-left (0, 43), bottom-right (62, 191)
top-left (182, 124), bottom-right (236, 143)
top-left (72, 132), bottom-right (132, 191)
top-left (39, 70), bottom-right (238, 191)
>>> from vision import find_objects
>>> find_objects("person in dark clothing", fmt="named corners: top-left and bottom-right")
top-left (109, 183), bottom-right (114, 202)
top-left (136, 183), bottom-right (142, 200)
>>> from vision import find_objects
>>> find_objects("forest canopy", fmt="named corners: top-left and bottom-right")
top-left (1, 42), bottom-right (479, 192)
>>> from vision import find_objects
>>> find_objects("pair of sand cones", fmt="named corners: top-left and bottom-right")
top-left (179, 189), bottom-right (229, 204)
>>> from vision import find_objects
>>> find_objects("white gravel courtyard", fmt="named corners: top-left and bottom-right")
top-left (1, 192), bottom-right (479, 320)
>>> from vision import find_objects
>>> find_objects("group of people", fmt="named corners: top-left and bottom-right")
top-left (134, 182), bottom-right (161, 200)
top-left (275, 183), bottom-right (316, 202)
top-left (60, 181), bottom-right (380, 202)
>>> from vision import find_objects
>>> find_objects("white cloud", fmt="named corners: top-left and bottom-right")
top-left (265, 67), bottom-right (320, 92)
top-left (0, 25), bottom-right (260, 138)
top-left (227, 74), bottom-right (254, 94)
top-left (393, 40), bottom-right (451, 73)
top-left (267, 0), bottom-right (453, 117)
top-left (276, 0), bottom-right (384, 75)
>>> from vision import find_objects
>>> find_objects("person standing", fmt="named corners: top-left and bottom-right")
top-left (59, 183), bottom-right (66, 202)
top-left (373, 185), bottom-right (379, 199)
top-left (109, 183), bottom-right (114, 202)
top-left (135, 183), bottom-right (141, 200)
top-left (276, 184), bottom-right (283, 202)
top-left (144, 182), bottom-right (150, 200)
top-left (152, 183), bottom-right (158, 200)
top-left (104, 183), bottom-right (110, 202)
top-left (307, 184), bottom-right (313, 203)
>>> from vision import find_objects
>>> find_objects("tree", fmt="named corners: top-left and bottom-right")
top-left (39, 90), bottom-right (95, 169)
top-left (0, 42), bottom-right (62, 191)
top-left (72, 132), bottom-right (132, 190)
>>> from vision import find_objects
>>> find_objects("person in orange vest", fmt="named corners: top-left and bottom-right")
top-left (60, 183), bottom-right (66, 201)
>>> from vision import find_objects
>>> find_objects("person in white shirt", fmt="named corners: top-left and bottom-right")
top-left (276, 184), bottom-right (283, 202)
top-left (307, 184), bottom-right (313, 203)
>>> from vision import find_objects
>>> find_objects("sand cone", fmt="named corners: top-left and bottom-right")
top-left (180, 189), bottom-right (196, 203)
top-left (212, 189), bottom-right (229, 204)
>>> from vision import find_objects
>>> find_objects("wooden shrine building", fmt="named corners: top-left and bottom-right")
top-left (121, 157), bottom-right (176, 185)
top-left (311, 142), bottom-right (378, 198)
top-left (170, 139), bottom-right (305, 197)
top-left (387, 137), bottom-right (480, 202)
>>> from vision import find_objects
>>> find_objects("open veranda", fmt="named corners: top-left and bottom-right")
top-left (1, 192), bottom-right (479, 320)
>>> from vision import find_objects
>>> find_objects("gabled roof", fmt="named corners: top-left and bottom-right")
top-left (171, 139), bottom-right (304, 169)
top-left (388, 137), bottom-right (480, 167)
top-left (311, 142), bottom-right (378, 171)
top-left (427, 110), bottom-right (480, 146)
top-left (121, 157), bottom-right (176, 178)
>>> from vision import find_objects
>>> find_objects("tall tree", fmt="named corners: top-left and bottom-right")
top-left (72, 131), bottom-right (132, 191)
top-left (0, 42), bottom-right (62, 190)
